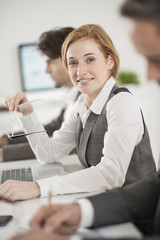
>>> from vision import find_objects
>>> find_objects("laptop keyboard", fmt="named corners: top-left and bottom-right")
top-left (1, 167), bottom-right (33, 184)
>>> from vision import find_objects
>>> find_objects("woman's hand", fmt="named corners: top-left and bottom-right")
top-left (0, 180), bottom-right (40, 201)
top-left (30, 203), bottom-right (81, 235)
top-left (5, 92), bottom-right (34, 115)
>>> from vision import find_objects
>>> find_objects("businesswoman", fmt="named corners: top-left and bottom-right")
top-left (1, 24), bottom-right (155, 201)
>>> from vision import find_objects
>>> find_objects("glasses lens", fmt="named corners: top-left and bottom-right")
top-left (7, 99), bottom-right (48, 139)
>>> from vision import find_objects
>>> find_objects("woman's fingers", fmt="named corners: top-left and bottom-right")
top-left (0, 180), bottom-right (40, 201)
top-left (5, 93), bottom-right (22, 111)
top-left (5, 92), bottom-right (34, 115)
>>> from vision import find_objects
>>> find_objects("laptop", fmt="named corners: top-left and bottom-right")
top-left (0, 159), bottom-right (65, 184)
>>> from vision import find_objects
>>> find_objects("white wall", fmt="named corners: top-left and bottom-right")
top-left (0, 0), bottom-right (160, 165)
top-left (0, 0), bottom-right (145, 96)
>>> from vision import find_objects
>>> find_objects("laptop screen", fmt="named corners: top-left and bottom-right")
top-left (19, 43), bottom-right (55, 92)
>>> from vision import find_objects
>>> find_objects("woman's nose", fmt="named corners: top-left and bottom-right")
top-left (77, 66), bottom-right (80, 77)
top-left (76, 63), bottom-right (86, 77)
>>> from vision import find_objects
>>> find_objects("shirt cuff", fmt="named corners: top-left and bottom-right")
top-left (77, 198), bottom-right (94, 228)
top-left (36, 175), bottom-right (60, 197)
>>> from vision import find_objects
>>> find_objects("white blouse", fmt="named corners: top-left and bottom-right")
top-left (20, 77), bottom-right (144, 197)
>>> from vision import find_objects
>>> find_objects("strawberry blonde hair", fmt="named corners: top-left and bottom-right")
top-left (61, 24), bottom-right (120, 78)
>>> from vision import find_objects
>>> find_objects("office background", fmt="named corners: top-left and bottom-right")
top-left (0, 0), bottom-right (160, 166)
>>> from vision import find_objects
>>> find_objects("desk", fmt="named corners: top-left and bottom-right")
top-left (0, 155), bottom-right (142, 240)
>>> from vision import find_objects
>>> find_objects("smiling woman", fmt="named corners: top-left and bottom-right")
top-left (66, 38), bottom-right (113, 106)
top-left (2, 24), bottom-right (156, 201)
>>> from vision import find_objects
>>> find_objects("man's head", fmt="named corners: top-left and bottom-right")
top-left (120, 0), bottom-right (160, 84)
top-left (38, 27), bottom-right (74, 88)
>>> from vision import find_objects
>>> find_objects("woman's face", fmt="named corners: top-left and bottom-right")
top-left (66, 38), bottom-right (112, 105)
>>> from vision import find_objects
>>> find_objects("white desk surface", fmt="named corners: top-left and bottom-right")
top-left (0, 155), bottom-right (142, 240)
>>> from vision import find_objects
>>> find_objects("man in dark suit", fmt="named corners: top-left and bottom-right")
top-left (10, 0), bottom-right (160, 239)
top-left (0, 27), bottom-right (79, 162)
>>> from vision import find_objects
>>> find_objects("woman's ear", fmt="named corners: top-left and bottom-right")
top-left (107, 55), bottom-right (114, 69)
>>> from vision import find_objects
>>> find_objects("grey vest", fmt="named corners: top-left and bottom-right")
top-left (75, 84), bottom-right (156, 186)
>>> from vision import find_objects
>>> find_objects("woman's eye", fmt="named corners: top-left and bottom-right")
top-left (87, 58), bottom-right (95, 63)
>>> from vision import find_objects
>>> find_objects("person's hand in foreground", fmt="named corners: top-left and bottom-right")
top-left (30, 203), bottom-right (81, 234)
top-left (10, 229), bottom-right (69, 240)
top-left (0, 180), bottom-right (40, 201)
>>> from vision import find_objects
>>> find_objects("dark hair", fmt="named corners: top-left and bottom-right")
top-left (38, 27), bottom-right (75, 59)
top-left (120, 0), bottom-right (160, 23)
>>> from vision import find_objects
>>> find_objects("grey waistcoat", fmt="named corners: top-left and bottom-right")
top-left (75, 84), bottom-right (156, 186)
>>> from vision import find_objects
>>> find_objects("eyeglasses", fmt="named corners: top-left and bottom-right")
top-left (7, 99), bottom-right (46, 140)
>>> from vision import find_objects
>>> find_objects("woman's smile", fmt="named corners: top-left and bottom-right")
top-left (77, 77), bottom-right (94, 83)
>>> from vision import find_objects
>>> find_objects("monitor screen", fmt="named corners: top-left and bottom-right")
top-left (19, 43), bottom-right (54, 92)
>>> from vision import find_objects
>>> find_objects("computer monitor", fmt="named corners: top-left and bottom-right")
top-left (19, 43), bottom-right (55, 92)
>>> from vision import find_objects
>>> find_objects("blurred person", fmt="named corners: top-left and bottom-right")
top-left (0, 26), bottom-right (79, 162)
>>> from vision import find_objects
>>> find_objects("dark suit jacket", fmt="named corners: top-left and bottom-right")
top-left (3, 108), bottom-right (65, 161)
top-left (84, 170), bottom-right (160, 240)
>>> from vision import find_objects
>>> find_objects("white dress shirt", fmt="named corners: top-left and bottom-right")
top-left (63, 86), bottom-right (79, 121)
top-left (20, 77), bottom-right (144, 197)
